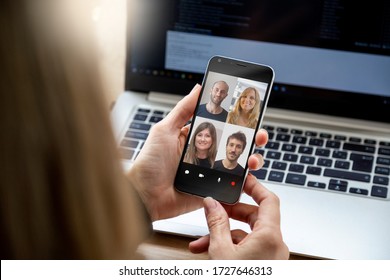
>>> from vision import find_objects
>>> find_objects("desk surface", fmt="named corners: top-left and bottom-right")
top-left (137, 232), bottom-right (312, 260)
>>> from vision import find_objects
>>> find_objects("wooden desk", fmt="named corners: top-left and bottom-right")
top-left (137, 232), bottom-right (312, 260)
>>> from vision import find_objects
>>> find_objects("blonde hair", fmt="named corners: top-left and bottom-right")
top-left (227, 87), bottom-right (261, 129)
top-left (0, 0), bottom-right (148, 259)
top-left (184, 122), bottom-right (217, 167)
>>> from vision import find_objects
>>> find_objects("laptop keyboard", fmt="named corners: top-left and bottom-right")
top-left (119, 105), bottom-right (390, 200)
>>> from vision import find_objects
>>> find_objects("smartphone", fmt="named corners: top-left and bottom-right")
top-left (174, 55), bottom-right (274, 204)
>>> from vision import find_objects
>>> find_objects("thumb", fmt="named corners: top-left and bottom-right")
top-left (203, 197), bottom-right (234, 254)
top-left (163, 84), bottom-right (201, 129)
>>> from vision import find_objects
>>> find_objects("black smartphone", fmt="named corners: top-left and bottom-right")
top-left (174, 55), bottom-right (274, 204)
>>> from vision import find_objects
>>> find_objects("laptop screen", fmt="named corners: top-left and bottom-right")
top-left (125, 0), bottom-right (390, 123)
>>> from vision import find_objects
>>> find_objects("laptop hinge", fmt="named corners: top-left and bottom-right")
top-left (147, 92), bottom-right (183, 106)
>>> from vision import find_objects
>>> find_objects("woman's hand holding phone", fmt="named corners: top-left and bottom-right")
top-left (189, 174), bottom-right (289, 259)
top-left (127, 83), bottom-right (269, 222)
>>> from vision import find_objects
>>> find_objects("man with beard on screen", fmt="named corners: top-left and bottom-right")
top-left (197, 80), bottom-right (229, 122)
top-left (213, 131), bottom-right (246, 176)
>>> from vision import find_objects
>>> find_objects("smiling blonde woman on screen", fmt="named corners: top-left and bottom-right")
top-left (227, 87), bottom-right (261, 129)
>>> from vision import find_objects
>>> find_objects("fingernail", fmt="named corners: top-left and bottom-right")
top-left (204, 197), bottom-right (217, 215)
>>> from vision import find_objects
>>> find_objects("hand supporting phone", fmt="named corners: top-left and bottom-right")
top-left (174, 55), bottom-right (274, 204)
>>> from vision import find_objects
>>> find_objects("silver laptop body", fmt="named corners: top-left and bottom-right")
top-left (111, 0), bottom-right (390, 259)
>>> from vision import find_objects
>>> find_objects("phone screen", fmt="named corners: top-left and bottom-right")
top-left (174, 56), bottom-right (274, 204)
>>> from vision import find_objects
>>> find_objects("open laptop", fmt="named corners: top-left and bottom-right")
top-left (111, 0), bottom-right (390, 259)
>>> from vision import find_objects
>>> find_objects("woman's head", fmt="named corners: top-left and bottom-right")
top-left (227, 86), bottom-right (261, 129)
top-left (194, 126), bottom-right (214, 154)
top-left (0, 0), bottom-right (147, 259)
top-left (185, 122), bottom-right (217, 166)
top-left (238, 87), bottom-right (261, 115)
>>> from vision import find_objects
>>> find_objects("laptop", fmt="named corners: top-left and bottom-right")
top-left (111, 0), bottom-right (390, 259)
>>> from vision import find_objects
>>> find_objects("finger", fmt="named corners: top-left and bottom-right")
top-left (163, 84), bottom-right (201, 129)
top-left (247, 153), bottom-right (264, 171)
top-left (178, 125), bottom-right (190, 147)
top-left (255, 129), bottom-right (268, 147)
top-left (189, 235), bottom-right (210, 254)
top-left (189, 229), bottom-right (248, 253)
top-left (222, 202), bottom-right (259, 229)
top-left (243, 174), bottom-right (281, 228)
top-left (203, 197), bottom-right (234, 252)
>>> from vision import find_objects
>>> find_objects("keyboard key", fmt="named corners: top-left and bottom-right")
top-left (334, 135), bottom-right (347, 141)
top-left (268, 171), bottom-right (285, 182)
top-left (282, 144), bottom-right (297, 152)
top-left (289, 164), bottom-right (304, 173)
top-left (349, 137), bottom-right (362, 143)
top-left (125, 130), bottom-right (149, 140)
top-left (292, 135), bottom-right (307, 144)
top-left (335, 160), bottom-right (350, 170)
top-left (305, 131), bottom-right (317, 137)
top-left (283, 153), bottom-right (298, 162)
top-left (323, 169), bottom-right (371, 182)
top-left (272, 161), bottom-right (287, 170)
top-left (255, 148), bottom-right (264, 155)
top-left (153, 110), bottom-right (165, 115)
top-left (286, 173), bottom-right (307, 186)
top-left (130, 122), bottom-right (152, 131)
top-left (306, 166), bottom-right (322, 175)
top-left (349, 188), bottom-right (369, 196)
top-left (377, 157), bottom-right (390, 166)
top-left (343, 143), bottom-right (375, 154)
top-left (149, 116), bottom-right (163, 123)
top-left (120, 139), bottom-right (139, 148)
top-left (291, 129), bottom-right (303, 135)
top-left (134, 114), bottom-right (148, 121)
top-left (251, 169), bottom-right (267, 180)
top-left (309, 138), bottom-right (324, 146)
top-left (378, 147), bottom-right (390, 156)
top-left (276, 134), bottom-right (291, 142)
top-left (328, 184), bottom-right (347, 192)
top-left (298, 146), bottom-right (313, 155)
top-left (320, 133), bottom-right (332, 139)
top-left (308, 181), bottom-right (326, 189)
top-left (375, 166), bottom-right (390, 175)
top-left (380, 141), bottom-right (390, 147)
top-left (317, 158), bottom-right (333, 167)
top-left (373, 176), bottom-right (389, 186)
top-left (364, 139), bottom-right (377, 145)
top-left (333, 150), bottom-right (347, 159)
top-left (326, 140), bottom-right (341, 149)
top-left (265, 141), bottom-right (280, 150)
top-left (350, 153), bottom-right (373, 173)
top-left (277, 127), bottom-right (289, 133)
top-left (300, 156), bottom-right (315, 164)
top-left (316, 148), bottom-right (331, 157)
top-left (262, 125), bottom-right (274, 131)
top-left (266, 151), bottom-right (282, 160)
top-left (137, 108), bottom-right (150, 113)
top-left (120, 148), bottom-right (134, 160)
top-left (371, 186), bottom-right (388, 198)
top-left (329, 179), bottom-right (348, 187)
